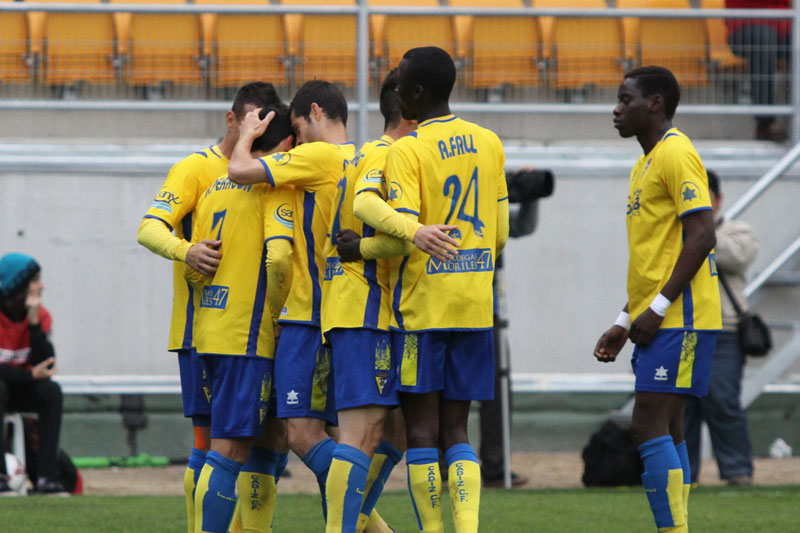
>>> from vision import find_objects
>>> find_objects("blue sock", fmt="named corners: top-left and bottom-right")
top-left (198, 450), bottom-right (242, 533)
top-left (327, 443), bottom-right (371, 532)
top-left (675, 441), bottom-right (691, 486)
top-left (188, 448), bottom-right (207, 489)
top-left (275, 452), bottom-right (289, 483)
top-left (360, 441), bottom-right (403, 520)
top-left (444, 442), bottom-right (478, 464)
top-left (242, 446), bottom-right (280, 477)
top-left (638, 436), bottom-right (685, 529)
top-left (301, 437), bottom-right (336, 520)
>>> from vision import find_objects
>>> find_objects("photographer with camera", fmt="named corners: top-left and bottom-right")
top-left (481, 168), bottom-right (553, 488)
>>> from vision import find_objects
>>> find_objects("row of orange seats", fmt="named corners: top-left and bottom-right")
top-left (0, 0), bottom-right (745, 89)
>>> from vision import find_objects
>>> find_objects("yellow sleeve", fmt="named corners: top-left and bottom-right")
top-left (258, 142), bottom-right (340, 191)
top-left (496, 198), bottom-right (509, 257)
top-left (353, 190), bottom-right (422, 242)
top-left (360, 233), bottom-right (415, 260)
top-left (661, 138), bottom-right (712, 217)
top-left (137, 217), bottom-right (192, 262)
top-left (266, 238), bottom-right (293, 327)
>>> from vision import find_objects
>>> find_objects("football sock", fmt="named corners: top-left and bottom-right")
top-left (362, 509), bottom-right (393, 533)
top-left (194, 450), bottom-right (242, 533)
top-left (326, 444), bottom-right (371, 533)
top-left (229, 447), bottom-right (281, 533)
top-left (301, 437), bottom-right (337, 520)
top-left (185, 448), bottom-right (206, 533)
top-left (675, 441), bottom-right (691, 523)
top-left (445, 443), bottom-right (482, 533)
top-left (357, 440), bottom-right (403, 532)
top-left (406, 447), bottom-right (444, 533)
top-left (638, 436), bottom-right (686, 533)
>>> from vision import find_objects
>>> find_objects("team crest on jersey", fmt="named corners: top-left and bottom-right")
top-left (274, 203), bottom-right (294, 229)
top-left (680, 181), bottom-right (701, 203)
top-left (388, 181), bottom-right (403, 201)
top-left (363, 169), bottom-right (383, 183)
top-left (374, 339), bottom-right (391, 395)
top-left (271, 152), bottom-right (291, 166)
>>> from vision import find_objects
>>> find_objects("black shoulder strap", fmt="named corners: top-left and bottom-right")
top-left (717, 270), bottom-right (744, 317)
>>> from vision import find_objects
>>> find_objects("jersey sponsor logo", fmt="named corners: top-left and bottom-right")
top-left (627, 188), bottom-right (642, 216)
top-left (426, 248), bottom-right (493, 275)
top-left (324, 257), bottom-right (344, 281)
top-left (200, 285), bottom-right (229, 309)
top-left (388, 181), bottom-right (403, 201)
top-left (151, 189), bottom-right (182, 213)
top-left (270, 152), bottom-right (291, 166)
top-left (286, 389), bottom-right (299, 405)
top-left (680, 181), bottom-right (701, 203)
top-left (438, 134), bottom-right (478, 160)
top-left (274, 203), bottom-right (294, 230)
top-left (654, 365), bottom-right (669, 381)
top-left (362, 168), bottom-right (383, 184)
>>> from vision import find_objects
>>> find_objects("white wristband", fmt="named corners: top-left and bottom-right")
top-left (614, 311), bottom-right (631, 330)
top-left (649, 293), bottom-right (671, 317)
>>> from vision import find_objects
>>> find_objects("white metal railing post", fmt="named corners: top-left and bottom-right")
top-left (356, 0), bottom-right (370, 147)
top-left (793, 0), bottom-right (800, 143)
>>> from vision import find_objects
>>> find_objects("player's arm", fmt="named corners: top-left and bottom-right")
top-left (138, 218), bottom-right (221, 276)
top-left (266, 238), bottom-right (293, 328)
top-left (496, 197), bottom-right (510, 256)
top-left (594, 303), bottom-right (630, 363)
top-left (228, 109), bottom-right (275, 185)
top-left (336, 227), bottom-right (414, 262)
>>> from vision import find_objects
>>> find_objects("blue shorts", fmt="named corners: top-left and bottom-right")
top-left (177, 349), bottom-right (211, 424)
top-left (328, 328), bottom-right (399, 410)
top-left (392, 329), bottom-right (495, 401)
top-left (631, 329), bottom-right (717, 398)
top-left (274, 324), bottom-right (337, 424)
top-left (201, 355), bottom-right (274, 439)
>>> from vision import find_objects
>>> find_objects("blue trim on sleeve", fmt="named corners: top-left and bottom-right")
top-left (361, 224), bottom-right (381, 329)
top-left (193, 151), bottom-right (208, 158)
top-left (258, 158), bottom-right (275, 187)
top-left (303, 192), bottom-right (322, 324)
top-left (392, 256), bottom-right (410, 330)
top-left (246, 244), bottom-right (269, 356)
top-left (679, 206), bottom-right (712, 218)
top-left (663, 133), bottom-right (679, 140)
top-left (143, 214), bottom-right (174, 232)
top-left (497, 195), bottom-right (509, 202)
top-left (396, 207), bottom-right (420, 216)
top-left (265, 235), bottom-right (294, 243)
top-left (355, 187), bottom-right (382, 196)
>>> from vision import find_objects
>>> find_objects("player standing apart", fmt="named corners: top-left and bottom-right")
top-left (594, 66), bottom-right (721, 533)
top-left (137, 83), bottom-right (282, 533)
top-left (380, 47), bottom-right (509, 533)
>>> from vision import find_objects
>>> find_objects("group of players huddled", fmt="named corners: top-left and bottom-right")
top-left (138, 46), bottom-right (509, 533)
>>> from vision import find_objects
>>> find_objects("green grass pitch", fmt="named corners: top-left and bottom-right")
top-left (1, 486), bottom-right (798, 532)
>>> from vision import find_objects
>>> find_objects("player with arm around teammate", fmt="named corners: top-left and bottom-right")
top-left (594, 66), bottom-right (721, 533)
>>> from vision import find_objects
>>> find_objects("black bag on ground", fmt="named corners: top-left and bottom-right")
top-left (581, 420), bottom-right (643, 487)
top-left (23, 417), bottom-right (79, 492)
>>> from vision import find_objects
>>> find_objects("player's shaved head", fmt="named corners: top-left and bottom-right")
top-left (232, 82), bottom-right (282, 119)
top-left (624, 66), bottom-right (680, 120)
top-left (379, 68), bottom-right (402, 131)
top-left (290, 80), bottom-right (348, 126)
top-left (400, 46), bottom-right (456, 103)
top-left (251, 104), bottom-right (293, 154)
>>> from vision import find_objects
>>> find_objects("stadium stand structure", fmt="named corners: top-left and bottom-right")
top-left (0, 8), bottom-right (31, 83)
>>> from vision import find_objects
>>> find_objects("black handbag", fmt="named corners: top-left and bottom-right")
top-left (718, 271), bottom-right (772, 357)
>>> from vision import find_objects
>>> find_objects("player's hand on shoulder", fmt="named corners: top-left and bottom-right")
top-left (336, 230), bottom-right (362, 262)
top-left (186, 239), bottom-right (222, 276)
top-left (413, 224), bottom-right (460, 263)
top-left (628, 309), bottom-right (663, 346)
top-left (593, 325), bottom-right (629, 363)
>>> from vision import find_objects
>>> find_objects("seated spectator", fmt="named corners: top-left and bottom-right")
top-left (0, 253), bottom-right (66, 495)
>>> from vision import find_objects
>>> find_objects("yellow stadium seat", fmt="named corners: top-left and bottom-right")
top-left (701, 0), bottom-right (746, 71)
top-left (24, 0), bottom-right (100, 56)
top-left (532, 0), bottom-right (606, 61)
top-left (451, 0), bottom-right (542, 88)
top-left (282, 0), bottom-right (357, 85)
top-left (41, 11), bottom-right (117, 85)
top-left (109, 0), bottom-right (186, 58)
top-left (369, 0), bottom-right (456, 76)
top-left (0, 11), bottom-right (31, 83)
top-left (551, 15), bottom-right (624, 89)
top-left (617, 0), bottom-right (709, 86)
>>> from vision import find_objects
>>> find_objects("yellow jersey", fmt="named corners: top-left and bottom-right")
top-left (258, 141), bottom-right (357, 326)
top-left (385, 115), bottom-right (508, 332)
top-left (190, 175), bottom-right (275, 358)
top-left (143, 145), bottom-right (228, 351)
top-left (626, 128), bottom-right (722, 331)
top-left (321, 135), bottom-right (395, 334)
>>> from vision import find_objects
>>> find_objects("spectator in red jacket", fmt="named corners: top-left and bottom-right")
top-left (726, 0), bottom-right (791, 141)
top-left (0, 253), bottom-right (66, 495)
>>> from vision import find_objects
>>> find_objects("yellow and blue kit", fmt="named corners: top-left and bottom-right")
top-left (626, 128), bottom-right (721, 399)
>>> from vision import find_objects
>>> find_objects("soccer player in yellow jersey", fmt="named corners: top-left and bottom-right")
top-left (228, 81), bottom-right (357, 526)
top-left (318, 69), bottom-right (419, 533)
top-left (136, 82), bottom-right (282, 533)
top-left (594, 66), bottom-right (721, 533)
top-left (186, 106), bottom-right (294, 533)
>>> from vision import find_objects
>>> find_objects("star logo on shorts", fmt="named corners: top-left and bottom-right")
top-left (286, 389), bottom-right (299, 405)
top-left (654, 366), bottom-right (669, 381)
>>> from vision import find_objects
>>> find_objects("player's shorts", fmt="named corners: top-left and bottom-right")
top-left (177, 348), bottom-right (211, 425)
top-left (328, 328), bottom-right (399, 410)
top-left (201, 354), bottom-right (274, 439)
top-left (274, 324), bottom-right (337, 424)
top-left (631, 329), bottom-right (717, 397)
top-left (392, 329), bottom-right (495, 401)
